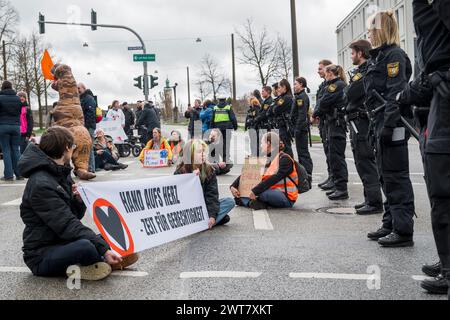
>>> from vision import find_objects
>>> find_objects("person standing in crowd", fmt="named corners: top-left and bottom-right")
top-left (364, 11), bottom-right (415, 248)
top-left (168, 130), bottom-right (185, 165)
top-left (315, 65), bottom-right (349, 201)
top-left (106, 100), bottom-right (125, 128)
top-left (18, 126), bottom-right (138, 280)
top-left (135, 100), bottom-right (144, 123)
top-left (136, 101), bottom-right (160, 144)
top-left (185, 99), bottom-right (202, 139)
top-left (78, 83), bottom-right (97, 174)
top-left (17, 92), bottom-right (33, 155)
top-left (291, 77), bottom-right (313, 177)
top-left (253, 89), bottom-right (264, 105)
top-left (138, 128), bottom-right (173, 165)
top-left (211, 97), bottom-right (238, 162)
top-left (313, 59), bottom-right (334, 191)
top-left (175, 139), bottom-right (235, 228)
top-left (93, 128), bottom-right (128, 171)
top-left (122, 102), bottom-right (135, 136)
top-left (205, 128), bottom-right (234, 176)
top-left (0, 81), bottom-right (22, 181)
top-left (46, 102), bottom-right (58, 129)
top-left (200, 100), bottom-right (215, 137)
top-left (245, 97), bottom-right (261, 157)
top-left (345, 40), bottom-right (383, 215)
top-left (231, 132), bottom-right (299, 210)
top-left (272, 79), bottom-right (294, 158)
top-left (254, 86), bottom-right (274, 133)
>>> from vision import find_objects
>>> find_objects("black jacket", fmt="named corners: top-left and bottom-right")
top-left (80, 90), bottom-right (97, 130)
top-left (0, 89), bottom-right (21, 126)
top-left (254, 97), bottom-right (273, 129)
top-left (316, 78), bottom-right (347, 118)
top-left (18, 144), bottom-right (110, 273)
top-left (245, 105), bottom-right (261, 131)
top-left (185, 107), bottom-right (201, 134)
top-left (231, 152), bottom-right (294, 196)
top-left (123, 108), bottom-right (135, 133)
top-left (291, 90), bottom-right (310, 133)
top-left (174, 168), bottom-right (220, 220)
top-left (364, 44), bottom-right (412, 129)
top-left (345, 62), bottom-right (369, 114)
top-left (272, 93), bottom-right (293, 129)
top-left (136, 104), bottom-right (160, 133)
top-left (313, 81), bottom-right (328, 118)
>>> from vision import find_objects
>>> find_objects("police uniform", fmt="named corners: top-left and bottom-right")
top-left (316, 78), bottom-right (349, 199)
top-left (412, 0), bottom-right (450, 291)
top-left (272, 93), bottom-right (293, 149)
top-left (364, 44), bottom-right (415, 246)
top-left (345, 62), bottom-right (383, 212)
top-left (291, 89), bottom-right (313, 176)
top-left (211, 100), bottom-right (238, 162)
top-left (255, 97), bottom-right (274, 131)
top-left (314, 81), bottom-right (333, 187)
top-left (245, 104), bottom-right (261, 157)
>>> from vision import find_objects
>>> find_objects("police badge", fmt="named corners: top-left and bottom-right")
top-left (387, 62), bottom-right (400, 78)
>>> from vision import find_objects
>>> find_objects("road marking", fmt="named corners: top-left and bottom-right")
top-left (180, 271), bottom-right (262, 279)
top-left (346, 158), bottom-right (355, 162)
top-left (253, 210), bottom-right (274, 230)
top-left (412, 275), bottom-right (433, 281)
top-left (289, 272), bottom-right (371, 280)
top-left (0, 266), bottom-right (148, 278)
top-left (2, 198), bottom-right (22, 206)
top-left (0, 184), bottom-right (26, 187)
top-left (123, 161), bottom-right (135, 165)
top-left (0, 267), bottom-right (30, 273)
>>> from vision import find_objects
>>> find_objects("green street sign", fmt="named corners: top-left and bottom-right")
top-left (133, 54), bottom-right (156, 62)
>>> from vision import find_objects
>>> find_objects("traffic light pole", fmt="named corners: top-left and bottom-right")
top-left (40, 20), bottom-right (150, 101)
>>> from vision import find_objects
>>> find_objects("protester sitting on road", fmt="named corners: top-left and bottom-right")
top-left (231, 132), bottom-right (299, 210)
top-left (18, 126), bottom-right (138, 281)
top-left (139, 128), bottom-right (173, 165)
top-left (94, 128), bottom-right (128, 171)
top-left (168, 130), bottom-right (185, 165)
top-left (17, 91), bottom-right (33, 155)
top-left (205, 128), bottom-right (233, 176)
top-left (174, 139), bottom-right (235, 228)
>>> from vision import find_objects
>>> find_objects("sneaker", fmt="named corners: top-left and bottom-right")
top-left (111, 253), bottom-right (139, 271)
top-left (216, 215), bottom-right (231, 226)
top-left (66, 262), bottom-right (112, 281)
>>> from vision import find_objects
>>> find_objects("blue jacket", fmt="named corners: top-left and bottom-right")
top-left (200, 104), bottom-right (215, 133)
top-left (0, 89), bottom-right (21, 126)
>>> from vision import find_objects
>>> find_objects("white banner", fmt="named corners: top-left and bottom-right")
top-left (78, 174), bottom-right (209, 257)
top-left (97, 119), bottom-right (128, 144)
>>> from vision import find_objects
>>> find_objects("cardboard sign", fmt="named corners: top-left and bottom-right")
top-left (143, 149), bottom-right (169, 168)
top-left (97, 119), bottom-right (128, 144)
top-left (78, 174), bottom-right (209, 256)
top-left (238, 157), bottom-right (266, 198)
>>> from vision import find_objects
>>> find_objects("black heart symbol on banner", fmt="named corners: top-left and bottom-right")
top-left (95, 206), bottom-right (127, 250)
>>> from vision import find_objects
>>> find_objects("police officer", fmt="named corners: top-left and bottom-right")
top-left (345, 40), bottom-right (383, 215)
top-left (364, 11), bottom-right (415, 248)
top-left (245, 97), bottom-right (261, 157)
top-left (211, 97), bottom-right (238, 162)
top-left (254, 86), bottom-right (274, 132)
top-left (315, 65), bottom-right (349, 201)
top-left (402, 0), bottom-right (450, 296)
top-left (313, 60), bottom-right (334, 191)
top-left (291, 77), bottom-right (313, 176)
top-left (272, 79), bottom-right (294, 158)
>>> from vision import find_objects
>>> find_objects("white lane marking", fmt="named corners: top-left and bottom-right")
top-left (123, 161), bottom-right (135, 165)
top-left (180, 271), bottom-right (262, 279)
top-left (0, 266), bottom-right (148, 277)
top-left (346, 158), bottom-right (355, 162)
top-left (2, 198), bottom-right (22, 206)
top-left (412, 275), bottom-right (433, 281)
top-left (253, 210), bottom-right (274, 230)
top-left (0, 184), bottom-right (26, 187)
top-left (289, 272), bottom-right (371, 280)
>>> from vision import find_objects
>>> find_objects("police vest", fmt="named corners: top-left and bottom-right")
top-left (214, 105), bottom-right (232, 123)
top-left (262, 153), bottom-right (299, 202)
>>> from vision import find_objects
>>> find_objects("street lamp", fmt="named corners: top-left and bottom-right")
top-left (83, 42), bottom-right (89, 47)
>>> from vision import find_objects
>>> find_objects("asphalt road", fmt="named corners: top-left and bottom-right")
top-left (0, 125), bottom-right (445, 300)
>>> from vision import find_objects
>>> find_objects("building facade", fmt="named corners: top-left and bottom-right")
top-left (336, 0), bottom-right (416, 74)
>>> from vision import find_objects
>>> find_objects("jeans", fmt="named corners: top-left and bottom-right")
top-left (215, 198), bottom-right (235, 225)
top-left (240, 189), bottom-right (295, 209)
top-left (33, 239), bottom-right (103, 277)
top-left (0, 124), bottom-right (21, 179)
top-left (95, 149), bottom-right (119, 170)
top-left (88, 128), bottom-right (95, 172)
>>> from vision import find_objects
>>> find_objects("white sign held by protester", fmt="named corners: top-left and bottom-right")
top-left (78, 174), bottom-right (209, 257)
top-left (97, 119), bottom-right (128, 144)
top-left (143, 149), bottom-right (169, 168)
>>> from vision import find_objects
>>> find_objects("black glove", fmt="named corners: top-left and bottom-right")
top-left (380, 127), bottom-right (394, 144)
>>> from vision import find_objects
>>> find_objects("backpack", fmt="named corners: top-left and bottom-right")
top-left (281, 153), bottom-right (311, 194)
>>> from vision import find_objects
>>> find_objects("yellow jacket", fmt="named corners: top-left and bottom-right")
top-left (139, 138), bottom-right (173, 163)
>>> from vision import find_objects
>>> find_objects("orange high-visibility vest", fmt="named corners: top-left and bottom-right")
top-left (262, 152), bottom-right (299, 202)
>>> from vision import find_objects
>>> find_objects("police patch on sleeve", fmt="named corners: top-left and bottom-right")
top-left (277, 99), bottom-right (284, 106)
top-left (263, 104), bottom-right (269, 110)
top-left (387, 62), bottom-right (400, 78)
top-left (352, 73), bottom-right (363, 81)
top-left (328, 84), bottom-right (337, 93)
top-left (297, 99), bottom-right (304, 107)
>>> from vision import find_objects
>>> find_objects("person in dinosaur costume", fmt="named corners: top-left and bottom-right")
top-left (50, 64), bottom-right (96, 180)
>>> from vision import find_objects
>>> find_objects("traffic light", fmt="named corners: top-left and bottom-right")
top-left (150, 75), bottom-right (159, 89)
top-left (38, 13), bottom-right (45, 34)
top-left (91, 9), bottom-right (97, 31)
top-left (134, 76), bottom-right (142, 90)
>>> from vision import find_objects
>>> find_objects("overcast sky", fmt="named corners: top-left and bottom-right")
top-left (13, 0), bottom-right (361, 109)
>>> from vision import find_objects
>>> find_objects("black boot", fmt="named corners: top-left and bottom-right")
top-left (321, 181), bottom-right (335, 191)
top-left (367, 227), bottom-right (392, 241)
top-left (216, 215), bottom-right (231, 226)
top-left (234, 198), bottom-right (244, 207)
top-left (318, 177), bottom-right (330, 188)
top-left (422, 262), bottom-right (441, 278)
top-left (356, 205), bottom-right (383, 215)
top-left (354, 202), bottom-right (366, 210)
top-left (326, 189), bottom-right (337, 196)
top-left (378, 232), bottom-right (414, 247)
top-left (328, 190), bottom-right (349, 201)
top-left (421, 274), bottom-right (449, 295)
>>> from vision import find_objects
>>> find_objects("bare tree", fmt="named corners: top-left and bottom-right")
top-left (275, 35), bottom-right (293, 81)
top-left (236, 19), bottom-right (279, 87)
top-left (31, 33), bottom-right (48, 128)
top-left (12, 36), bottom-right (34, 107)
top-left (0, 0), bottom-right (19, 81)
top-left (196, 79), bottom-right (212, 102)
top-left (198, 54), bottom-right (230, 101)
